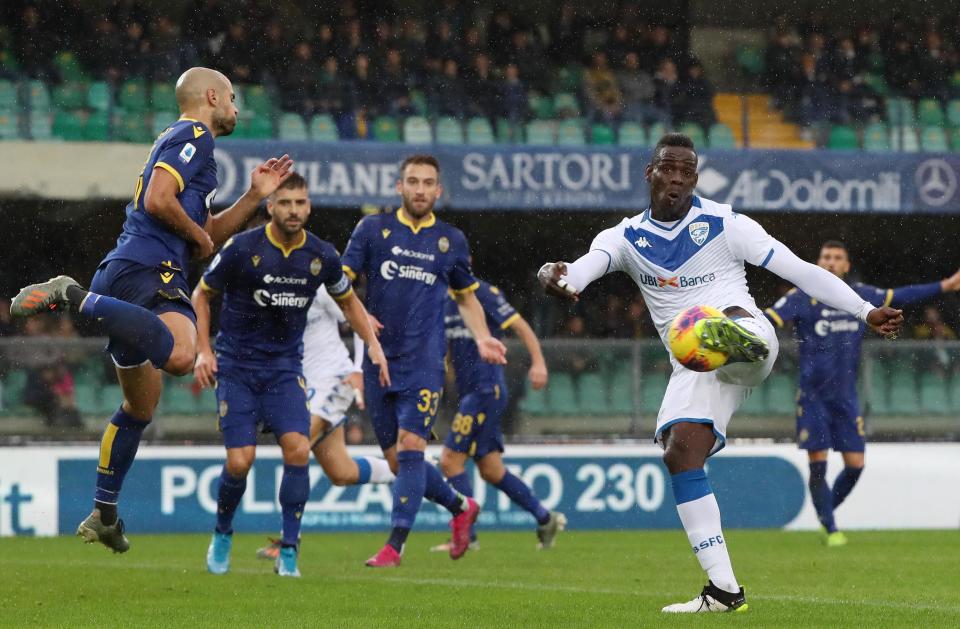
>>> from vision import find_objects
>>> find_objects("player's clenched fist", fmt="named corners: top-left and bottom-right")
top-left (538, 262), bottom-right (578, 301)
top-left (194, 347), bottom-right (218, 389)
top-left (866, 306), bottom-right (904, 338)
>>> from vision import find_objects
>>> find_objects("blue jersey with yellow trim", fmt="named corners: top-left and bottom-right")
top-left (445, 280), bottom-right (518, 394)
top-left (201, 224), bottom-right (352, 372)
top-left (102, 117), bottom-right (218, 271)
top-left (341, 210), bottom-right (477, 378)
top-left (765, 281), bottom-right (941, 395)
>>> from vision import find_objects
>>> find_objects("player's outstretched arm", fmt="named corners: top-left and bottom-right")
top-left (191, 282), bottom-right (219, 388)
top-left (508, 315), bottom-right (548, 389)
top-left (205, 155), bottom-right (294, 248)
top-left (538, 249), bottom-right (611, 301)
top-left (336, 291), bottom-right (390, 386)
top-left (145, 167), bottom-right (215, 259)
top-left (454, 291), bottom-right (507, 364)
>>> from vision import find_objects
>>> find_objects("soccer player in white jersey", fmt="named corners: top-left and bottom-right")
top-left (254, 283), bottom-right (396, 561)
top-left (538, 133), bottom-right (903, 614)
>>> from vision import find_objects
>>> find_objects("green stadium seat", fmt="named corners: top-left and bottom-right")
top-left (866, 360), bottom-right (889, 414)
top-left (0, 109), bottom-right (19, 139)
top-left (495, 118), bottom-right (519, 144)
top-left (53, 51), bottom-right (88, 82)
top-left (919, 373), bottom-right (950, 414)
top-left (890, 126), bottom-right (919, 152)
top-left (87, 81), bottom-right (111, 112)
top-left (886, 98), bottom-right (915, 126)
top-left (863, 73), bottom-right (889, 95)
top-left (951, 378), bottom-right (960, 413)
top-left (947, 100), bottom-right (960, 127)
top-left (648, 122), bottom-right (667, 145)
top-left (640, 372), bottom-right (668, 415)
top-left (590, 123), bottom-right (615, 145)
top-left (466, 117), bottom-right (495, 145)
top-left (409, 89), bottom-right (428, 116)
top-left (372, 116), bottom-right (400, 142)
top-left (525, 120), bottom-right (555, 145)
top-left (241, 84), bottom-right (273, 116)
top-left (197, 387), bottom-right (218, 414)
top-left (0, 80), bottom-right (18, 110)
top-left (862, 123), bottom-right (890, 152)
top-left (519, 386), bottom-right (548, 416)
top-left (553, 93), bottom-right (580, 118)
top-left (310, 113), bottom-right (338, 141)
top-left (435, 117), bottom-right (463, 144)
top-left (2, 370), bottom-right (27, 412)
top-left (243, 115), bottom-right (274, 139)
top-left (27, 80), bottom-right (50, 112)
top-left (53, 83), bottom-right (87, 110)
top-left (609, 366), bottom-right (634, 414)
top-left (84, 111), bottom-right (110, 141)
top-left (617, 121), bottom-right (647, 147)
top-left (53, 110), bottom-right (85, 141)
top-left (530, 93), bottom-right (555, 120)
top-left (164, 385), bottom-right (198, 415)
top-left (920, 126), bottom-right (949, 152)
top-left (151, 111), bottom-right (175, 136)
top-left (917, 99), bottom-right (945, 127)
top-left (828, 125), bottom-right (859, 149)
top-left (100, 384), bottom-right (125, 414)
top-left (116, 111), bottom-right (150, 143)
top-left (678, 123), bottom-right (705, 146)
top-left (766, 374), bottom-right (796, 414)
top-left (556, 118), bottom-right (586, 145)
top-left (887, 377), bottom-right (918, 414)
top-left (578, 372), bottom-right (610, 415)
top-left (950, 127), bottom-right (960, 152)
top-left (708, 123), bottom-right (736, 149)
top-left (74, 383), bottom-right (99, 415)
top-left (28, 111), bottom-right (52, 140)
top-left (739, 386), bottom-right (766, 415)
top-left (119, 80), bottom-right (149, 113)
top-left (403, 116), bottom-right (433, 144)
top-left (553, 64), bottom-right (583, 93)
top-left (150, 82), bottom-right (177, 112)
top-left (278, 112), bottom-right (308, 140)
top-left (547, 373), bottom-right (579, 415)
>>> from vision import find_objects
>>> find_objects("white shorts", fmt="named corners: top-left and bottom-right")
top-left (305, 372), bottom-right (356, 429)
top-left (654, 312), bottom-right (779, 456)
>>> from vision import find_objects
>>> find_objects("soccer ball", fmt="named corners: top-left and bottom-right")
top-left (668, 305), bottom-right (729, 372)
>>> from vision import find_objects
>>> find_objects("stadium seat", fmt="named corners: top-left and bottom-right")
top-left (889, 126), bottom-right (919, 152)
top-left (74, 383), bottom-right (99, 415)
top-left (917, 99), bottom-right (945, 127)
top-left (163, 385), bottom-right (198, 415)
top-left (578, 372), bottom-right (610, 414)
top-left (372, 116), bottom-right (400, 142)
top-left (27, 80), bottom-right (50, 112)
top-left (617, 121), bottom-right (647, 147)
top-left (197, 387), bottom-right (218, 414)
top-left (53, 110), bottom-right (85, 141)
top-left (708, 123), bottom-right (736, 149)
top-left (919, 373), bottom-right (950, 414)
top-left (84, 111), bottom-right (110, 141)
top-left (920, 126), bottom-right (949, 152)
top-left (678, 123), bottom-right (705, 146)
top-left (862, 123), bottom-right (890, 152)
top-left (116, 111), bottom-right (150, 143)
top-left (403, 116), bottom-right (433, 144)
top-left (556, 119), bottom-right (586, 145)
top-left (640, 372), bottom-right (668, 415)
top-left (409, 89), bottom-right (428, 116)
top-left (590, 123), bottom-right (615, 145)
top-left (310, 113), bottom-right (338, 141)
top-left (466, 117), bottom-right (495, 145)
top-left (554, 92), bottom-right (580, 118)
top-left (519, 386), bottom-right (548, 416)
top-left (947, 100), bottom-right (960, 128)
top-left (1, 370), bottom-right (27, 413)
top-left (119, 80), bottom-right (149, 113)
top-left (547, 372), bottom-right (580, 414)
top-left (0, 80), bottom-right (18, 110)
top-left (739, 386), bottom-right (766, 415)
top-left (609, 366), bottom-right (634, 414)
top-left (827, 125), bottom-right (859, 149)
top-left (87, 81), bottom-right (111, 112)
top-left (150, 82), bottom-right (177, 112)
top-left (766, 374), bottom-right (796, 414)
top-left (0, 110), bottom-right (19, 139)
top-left (52, 82), bottom-right (86, 110)
top-left (525, 120), bottom-right (555, 145)
top-left (886, 98), bottom-right (916, 126)
top-left (951, 127), bottom-right (960, 152)
top-left (28, 111), bottom-right (52, 140)
top-left (951, 379), bottom-right (960, 413)
top-left (530, 93), bottom-right (555, 120)
top-left (435, 117), bottom-right (464, 144)
top-left (495, 118), bottom-right (520, 144)
top-left (53, 51), bottom-right (88, 82)
top-left (100, 384), bottom-right (125, 414)
top-left (243, 115), bottom-right (274, 139)
top-left (278, 112), bottom-right (308, 140)
top-left (888, 376), bottom-right (918, 414)
top-left (647, 122), bottom-right (666, 144)
top-left (242, 84), bottom-right (274, 116)
top-left (151, 111), bottom-right (175, 136)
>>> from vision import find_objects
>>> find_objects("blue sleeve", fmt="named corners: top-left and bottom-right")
top-left (200, 237), bottom-right (241, 292)
top-left (476, 283), bottom-right (520, 330)
top-left (340, 217), bottom-right (369, 281)
top-left (448, 229), bottom-right (479, 294)
top-left (154, 126), bottom-right (214, 193)
top-left (854, 281), bottom-right (941, 307)
top-left (320, 244), bottom-right (352, 300)
top-left (764, 289), bottom-right (803, 328)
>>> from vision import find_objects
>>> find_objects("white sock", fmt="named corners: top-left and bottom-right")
top-left (676, 493), bottom-right (739, 593)
top-left (364, 456), bottom-right (396, 483)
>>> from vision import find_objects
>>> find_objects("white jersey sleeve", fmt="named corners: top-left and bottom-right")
top-left (724, 212), bottom-right (777, 267)
top-left (560, 223), bottom-right (626, 292)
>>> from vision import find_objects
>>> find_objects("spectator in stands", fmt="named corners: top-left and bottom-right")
top-left (671, 61), bottom-right (717, 130)
top-left (150, 15), bottom-right (187, 81)
top-left (371, 18), bottom-right (399, 66)
top-left (217, 20), bottom-right (256, 83)
top-left (626, 297), bottom-right (656, 338)
top-left (885, 37), bottom-right (921, 99)
top-left (379, 47), bottom-right (415, 117)
top-left (349, 53), bottom-right (378, 115)
top-left (599, 295), bottom-right (632, 338)
top-left (763, 30), bottom-right (801, 109)
top-left (119, 20), bottom-right (152, 82)
top-left (21, 317), bottom-right (82, 428)
top-left (917, 32), bottom-right (951, 101)
top-left (260, 20), bottom-right (289, 83)
top-left (465, 53), bottom-right (500, 121)
top-left (584, 51), bottom-right (623, 123)
top-left (428, 59), bottom-right (469, 119)
top-left (487, 8), bottom-right (516, 67)
top-left (549, 2), bottom-right (585, 65)
top-left (398, 17), bottom-right (427, 81)
top-left (314, 23), bottom-right (337, 63)
top-left (554, 315), bottom-right (598, 383)
top-left (500, 63), bottom-right (529, 125)
top-left (647, 25), bottom-right (683, 73)
top-left (461, 26), bottom-right (486, 67)
top-left (427, 20), bottom-right (462, 68)
top-left (912, 305), bottom-right (957, 376)
top-left (794, 53), bottom-right (834, 130)
top-left (280, 42), bottom-right (321, 116)
top-left (316, 56), bottom-right (350, 118)
top-left (13, 5), bottom-right (56, 80)
top-left (82, 15), bottom-right (124, 82)
top-left (607, 24), bottom-right (635, 70)
top-left (506, 30), bottom-right (548, 92)
top-left (653, 58), bottom-right (679, 125)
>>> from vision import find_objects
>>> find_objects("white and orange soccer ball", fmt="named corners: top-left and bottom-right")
top-left (667, 305), bottom-right (729, 372)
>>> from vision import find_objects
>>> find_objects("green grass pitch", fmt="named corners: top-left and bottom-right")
top-left (3, 530), bottom-right (959, 627)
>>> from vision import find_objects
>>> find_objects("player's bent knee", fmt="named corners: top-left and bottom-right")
top-left (164, 347), bottom-right (196, 377)
top-left (479, 466), bottom-right (505, 484)
top-left (225, 459), bottom-right (253, 477)
top-left (397, 431), bottom-right (427, 452)
top-left (283, 441), bottom-right (311, 466)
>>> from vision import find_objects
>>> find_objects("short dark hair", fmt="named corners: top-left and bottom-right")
top-left (653, 132), bottom-right (696, 162)
top-left (399, 154), bottom-right (440, 177)
top-left (821, 240), bottom-right (847, 251)
top-left (277, 171), bottom-right (307, 191)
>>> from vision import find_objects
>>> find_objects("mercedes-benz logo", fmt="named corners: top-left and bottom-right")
top-left (915, 159), bottom-right (957, 207)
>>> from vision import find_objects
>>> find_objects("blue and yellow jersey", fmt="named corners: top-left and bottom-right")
top-left (765, 280), bottom-right (941, 396)
top-left (102, 117), bottom-right (218, 271)
top-left (341, 210), bottom-right (478, 378)
top-left (445, 280), bottom-right (518, 395)
top-left (200, 224), bottom-right (352, 372)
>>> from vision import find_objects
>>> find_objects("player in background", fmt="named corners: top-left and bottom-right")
top-left (765, 240), bottom-right (960, 546)
top-left (254, 284), bottom-right (396, 561)
top-left (341, 154), bottom-right (507, 567)
top-left (538, 133), bottom-right (902, 613)
top-left (192, 173), bottom-right (388, 577)
top-left (9, 67), bottom-right (293, 553)
top-left (431, 280), bottom-right (565, 553)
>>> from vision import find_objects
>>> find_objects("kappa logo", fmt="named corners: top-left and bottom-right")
top-left (689, 221), bottom-right (710, 246)
top-left (634, 236), bottom-right (653, 248)
top-left (915, 158), bottom-right (957, 207)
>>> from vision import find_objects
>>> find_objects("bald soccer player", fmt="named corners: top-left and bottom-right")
top-left (10, 67), bottom-right (295, 553)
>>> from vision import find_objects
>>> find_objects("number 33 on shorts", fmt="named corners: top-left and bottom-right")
top-left (417, 388), bottom-right (441, 426)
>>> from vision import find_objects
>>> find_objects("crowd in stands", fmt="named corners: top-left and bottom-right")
top-left (0, 0), bottom-right (718, 137)
top-left (762, 13), bottom-right (960, 129)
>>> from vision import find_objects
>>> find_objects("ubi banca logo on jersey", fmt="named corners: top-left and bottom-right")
top-left (638, 272), bottom-right (716, 289)
top-left (390, 246), bottom-right (435, 261)
top-left (253, 289), bottom-right (310, 308)
top-left (380, 260), bottom-right (437, 285)
top-left (263, 274), bottom-right (308, 285)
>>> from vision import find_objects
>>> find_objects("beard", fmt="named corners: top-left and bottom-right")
top-left (212, 110), bottom-right (237, 137)
top-left (402, 194), bottom-right (435, 218)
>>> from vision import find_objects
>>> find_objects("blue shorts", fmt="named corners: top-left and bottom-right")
top-left (444, 385), bottom-right (508, 459)
top-left (796, 393), bottom-right (865, 452)
top-left (215, 367), bottom-right (310, 449)
top-left (90, 259), bottom-right (196, 368)
top-left (364, 367), bottom-right (444, 451)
